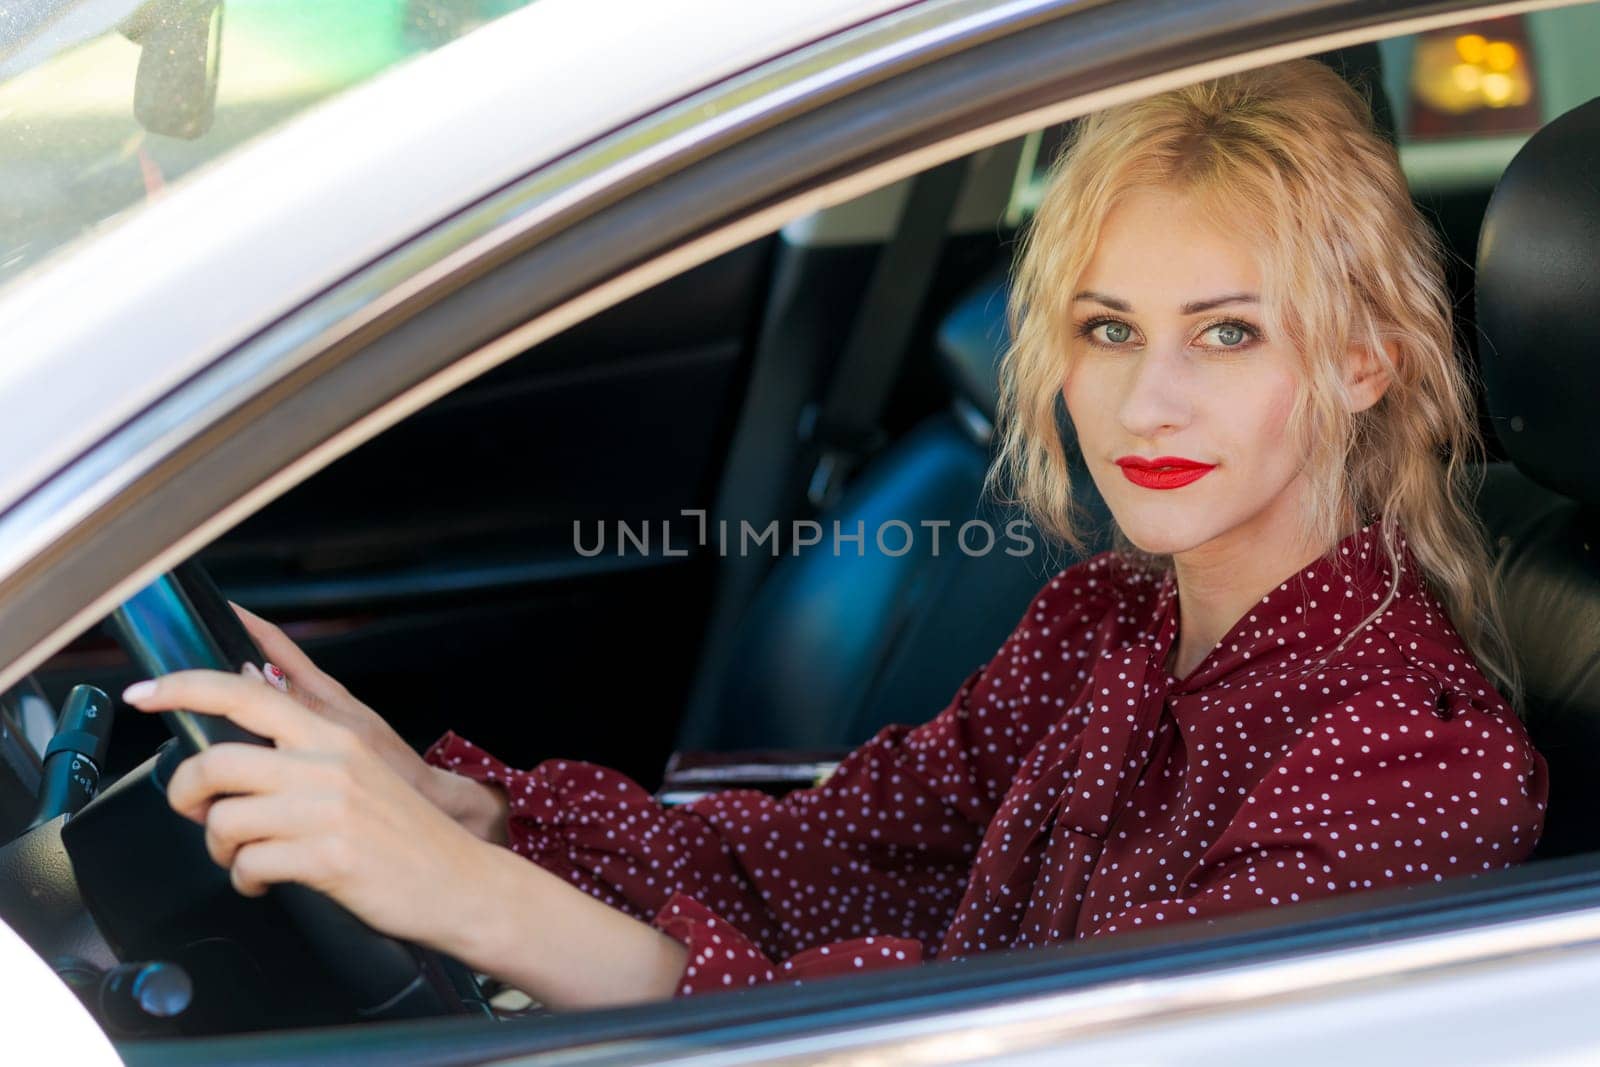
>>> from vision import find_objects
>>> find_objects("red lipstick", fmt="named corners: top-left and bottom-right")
top-left (1114, 455), bottom-right (1216, 490)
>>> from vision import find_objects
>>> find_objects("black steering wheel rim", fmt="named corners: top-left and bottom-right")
top-left (106, 561), bottom-right (486, 1022)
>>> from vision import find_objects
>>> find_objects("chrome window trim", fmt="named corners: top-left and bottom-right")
top-left (0, 0), bottom-right (1580, 693)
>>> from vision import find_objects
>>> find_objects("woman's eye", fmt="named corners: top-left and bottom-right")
top-left (1200, 322), bottom-right (1254, 347)
top-left (1101, 322), bottom-right (1133, 344)
top-left (1072, 318), bottom-right (1138, 349)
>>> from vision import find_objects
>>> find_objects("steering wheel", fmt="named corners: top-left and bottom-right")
top-left (95, 561), bottom-right (490, 1023)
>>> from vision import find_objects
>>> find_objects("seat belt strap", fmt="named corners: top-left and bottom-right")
top-left (798, 157), bottom-right (969, 510)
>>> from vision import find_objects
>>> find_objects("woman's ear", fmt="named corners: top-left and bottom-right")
top-left (1345, 339), bottom-right (1395, 414)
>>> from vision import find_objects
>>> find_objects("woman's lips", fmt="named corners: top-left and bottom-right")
top-left (1113, 455), bottom-right (1217, 490)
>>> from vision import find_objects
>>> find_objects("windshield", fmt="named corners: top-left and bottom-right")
top-left (0, 0), bottom-right (538, 293)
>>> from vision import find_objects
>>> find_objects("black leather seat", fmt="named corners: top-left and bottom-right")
top-left (683, 275), bottom-right (1104, 750)
top-left (1473, 95), bottom-right (1600, 859)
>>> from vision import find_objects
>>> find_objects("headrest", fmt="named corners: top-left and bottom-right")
top-left (935, 269), bottom-right (1009, 428)
top-left (1476, 96), bottom-right (1600, 509)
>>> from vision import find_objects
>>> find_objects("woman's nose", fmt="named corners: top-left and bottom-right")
top-left (1116, 344), bottom-right (1193, 440)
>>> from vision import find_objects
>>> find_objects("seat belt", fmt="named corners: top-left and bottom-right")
top-left (795, 157), bottom-right (969, 511)
top-left (673, 159), bottom-right (970, 752)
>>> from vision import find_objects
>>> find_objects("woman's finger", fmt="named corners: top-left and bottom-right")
top-left (203, 792), bottom-right (313, 868)
top-left (229, 839), bottom-right (310, 898)
top-left (230, 603), bottom-right (338, 697)
top-left (122, 669), bottom-right (332, 749)
top-left (165, 742), bottom-right (310, 822)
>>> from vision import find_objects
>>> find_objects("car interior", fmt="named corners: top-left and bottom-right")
top-left (1, 4), bottom-right (1598, 1051)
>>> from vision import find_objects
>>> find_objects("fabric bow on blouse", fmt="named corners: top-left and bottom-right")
top-left (426, 523), bottom-right (1548, 995)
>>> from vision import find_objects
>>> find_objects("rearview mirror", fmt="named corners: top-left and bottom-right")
top-left (120, 0), bottom-right (223, 140)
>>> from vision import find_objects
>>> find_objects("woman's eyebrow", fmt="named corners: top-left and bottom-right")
top-left (1073, 290), bottom-right (1131, 311)
top-left (1072, 291), bottom-right (1259, 314)
top-left (1180, 292), bottom-right (1259, 314)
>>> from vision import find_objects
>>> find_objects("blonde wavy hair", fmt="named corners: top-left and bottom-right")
top-left (987, 57), bottom-right (1521, 706)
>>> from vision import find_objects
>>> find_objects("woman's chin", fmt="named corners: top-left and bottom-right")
top-left (1108, 509), bottom-right (1217, 557)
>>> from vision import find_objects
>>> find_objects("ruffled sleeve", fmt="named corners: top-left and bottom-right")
top-left (423, 560), bottom-right (1116, 995)
top-left (425, 727), bottom-right (970, 994)
top-left (1077, 673), bottom-right (1548, 938)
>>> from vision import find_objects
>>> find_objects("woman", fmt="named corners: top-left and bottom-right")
top-left (123, 59), bottom-right (1548, 1008)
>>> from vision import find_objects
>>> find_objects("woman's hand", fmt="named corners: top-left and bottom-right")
top-left (230, 603), bottom-right (508, 843)
top-left (122, 669), bottom-right (688, 1009)
top-left (122, 669), bottom-right (495, 951)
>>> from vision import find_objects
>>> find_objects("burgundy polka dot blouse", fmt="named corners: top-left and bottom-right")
top-left (426, 523), bottom-right (1548, 997)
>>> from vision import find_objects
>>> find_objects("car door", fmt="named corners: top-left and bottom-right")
top-left (7, 0), bottom-right (1600, 1062)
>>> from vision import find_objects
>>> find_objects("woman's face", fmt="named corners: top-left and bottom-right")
top-left (1062, 185), bottom-right (1309, 560)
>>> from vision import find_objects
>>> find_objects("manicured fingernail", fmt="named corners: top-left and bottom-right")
top-left (122, 680), bottom-right (157, 703)
top-left (263, 662), bottom-right (289, 692)
top-left (241, 662), bottom-right (263, 681)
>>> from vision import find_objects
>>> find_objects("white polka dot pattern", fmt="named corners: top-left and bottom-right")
top-left (426, 523), bottom-right (1548, 997)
